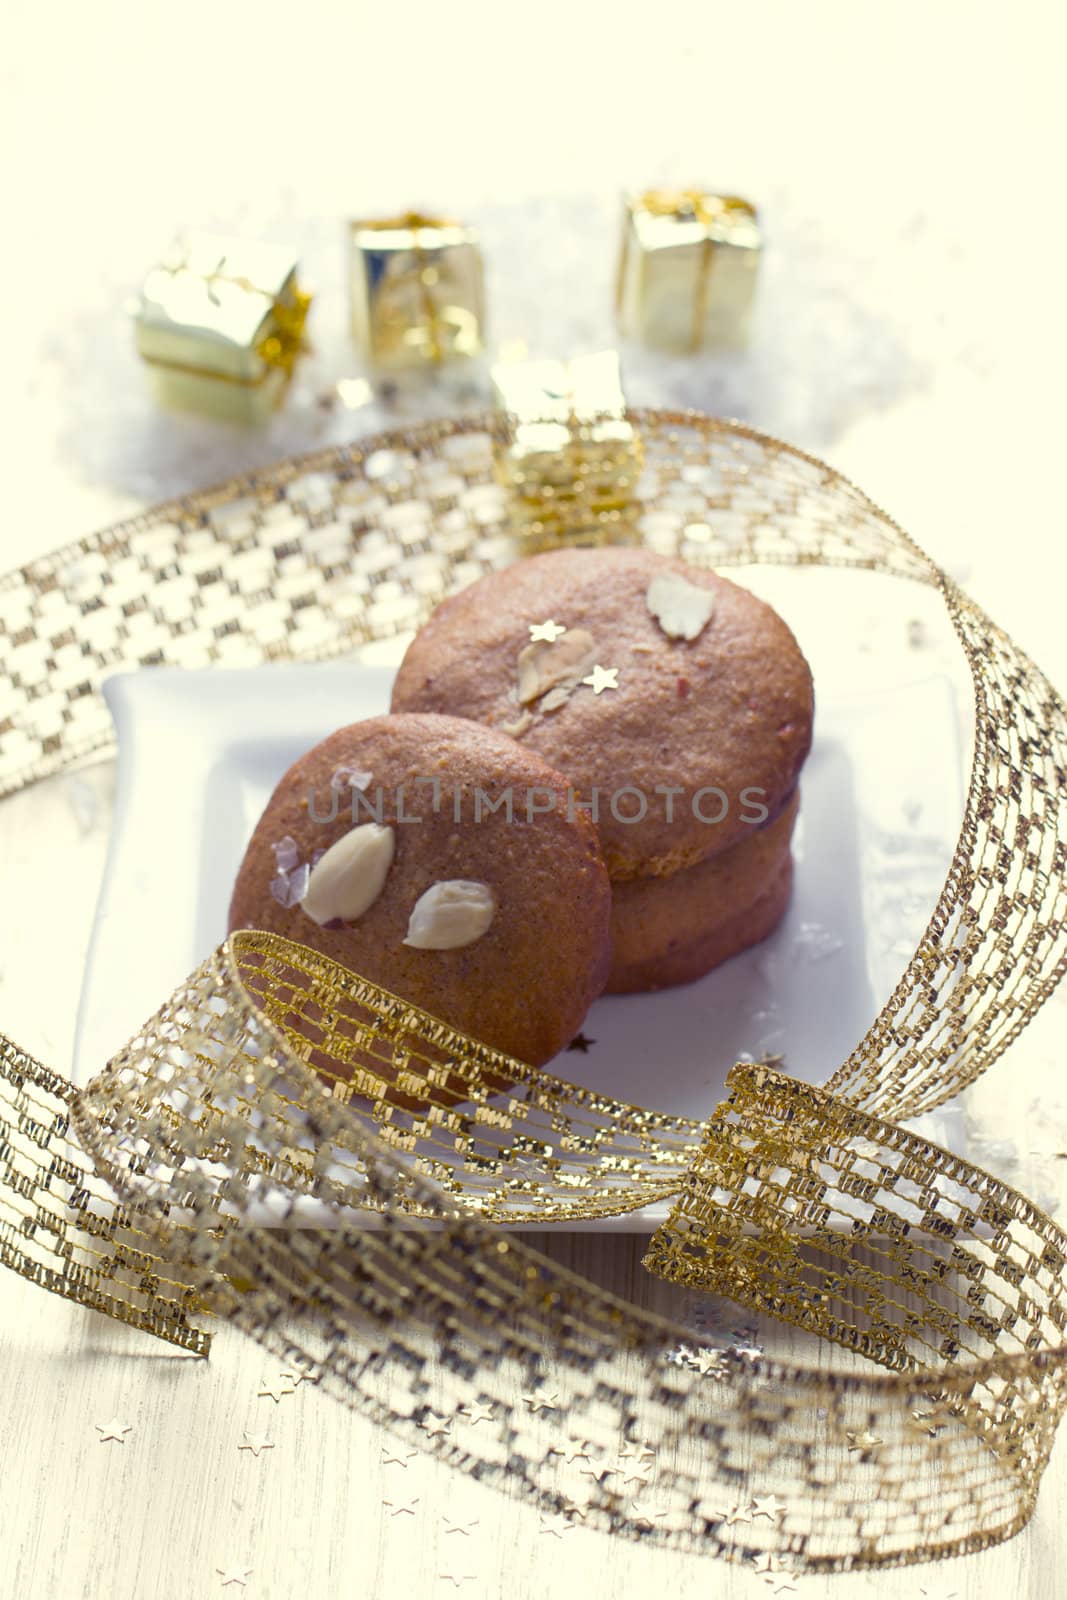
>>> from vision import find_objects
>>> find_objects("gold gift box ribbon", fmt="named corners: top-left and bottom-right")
top-left (139, 257), bottom-right (312, 388)
top-left (353, 211), bottom-right (481, 364)
top-left (626, 188), bottom-right (760, 352)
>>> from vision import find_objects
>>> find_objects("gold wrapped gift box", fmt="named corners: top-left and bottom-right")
top-left (492, 350), bottom-right (642, 541)
top-left (349, 212), bottom-right (486, 369)
top-left (616, 188), bottom-right (762, 353)
top-left (133, 233), bottom-right (311, 424)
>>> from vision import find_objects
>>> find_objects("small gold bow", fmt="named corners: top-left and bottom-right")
top-left (638, 187), bottom-right (758, 229)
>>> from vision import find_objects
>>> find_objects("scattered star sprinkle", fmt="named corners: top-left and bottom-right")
top-left (443, 1516), bottom-right (479, 1536)
top-left (383, 1498), bottom-right (420, 1517)
top-left (618, 1440), bottom-right (656, 1464)
top-left (917, 1585), bottom-right (961, 1600)
top-left (695, 1351), bottom-right (725, 1378)
top-left (768, 1574), bottom-right (799, 1596)
top-left (751, 1494), bottom-right (785, 1522)
top-left (723, 1502), bottom-right (754, 1525)
top-left (438, 1576), bottom-right (477, 1590)
top-left (553, 1441), bottom-right (592, 1464)
top-left (94, 1418), bottom-right (131, 1444)
top-left (628, 1498), bottom-right (667, 1532)
top-left (539, 1512), bottom-right (577, 1538)
top-left (620, 1468), bottom-right (651, 1489)
top-left (752, 1554), bottom-right (777, 1575)
top-left (579, 1462), bottom-right (619, 1488)
top-left (528, 619), bottom-right (567, 643)
top-left (257, 1376), bottom-right (295, 1404)
top-left (280, 1367), bottom-right (318, 1388)
top-left (581, 664), bottom-right (619, 695)
top-left (846, 1429), bottom-right (884, 1454)
top-left (238, 1432), bottom-right (274, 1458)
top-left (458, 1401), bottom-right (494, 1426)
top-left (522, 1392), bottom-right (559, 1414)
top-left (419, 1411), bottom-right (452, 1438)
top-left (381, 1447), bottom-right (418, 1467)
top-left (217, 1568), bottom-right (252, 1588)
top-left (566, 1032), bottom-right (595, 1053)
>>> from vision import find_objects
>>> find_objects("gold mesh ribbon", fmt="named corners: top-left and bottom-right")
top-left (1, 412), bottom-right (1066, 1574)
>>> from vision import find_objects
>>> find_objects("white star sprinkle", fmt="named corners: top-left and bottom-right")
top-left (442, 1516), bottom-right (479, 1536)
top-left (257, 1376), bottom-right (295, 1404)
top-left (581, 664), bottom-right (619, 695)
top-left (528, 619), bottom-right (567, 643)
top-left (579, 1462), bottom-right (620, 1488)
top-left (917, 1585), bottom-right (961, 1600)
top-left (618, 1439), bottom-right (656, 1464)
top-left (383, 1498), bottom-right (420, 1517)
top-left (539, 1512), bottom-right (577, 1538)
top-left (217, 1567), bottom-right (252, 1588)
top-left (751, 1494), bottom-right (785, 1522)
top-left (94, 1418), bottom-right (131, 1444)
top-left (419, 1411), bottom-right (452, 1438)
top-left (381, 1447), bottom-right (418, 1467)
top-left (521, 1391), bottom-right (560, 1414)
top-left (238, 1432), bottom-right (274, 1458)
top-left (437, 1576), bottom-right (477, 1590)
top-left (458, 1401), bottom-right (495, 1426)
top-left (628, 1498), bottom-right (667, 1532)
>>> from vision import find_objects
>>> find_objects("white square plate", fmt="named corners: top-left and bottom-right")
top-left (74, 660), bottom-right (968, 1229)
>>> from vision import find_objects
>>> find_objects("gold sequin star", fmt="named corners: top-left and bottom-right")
top-left (695, 1351), bottom-right (726, 1378)
top-left (581, 664), bottom-right (619, 695)
top-left (522, 1391), bottom-right (560, 1414)
top-left (846, 1429), bottom-right (884, 1454)
top-left (383, 1498), bottom-right (420, 1517)
top-left (768, 1574), bottom-right (799, 1596)
top-left (238, 1432), bottom-right (274, 1458)
top-left (216, 1568), bottom-right (252, 1588)
top-left (381, 1447), bottom-right (418, 1467)
top-left (550, 1440), bottom-right (592, 1464)
top-left (539, 1512), bottom-right (577, 1538)
top-left (579, 1462), bottom-right (620, 1488)
top-left (723, 1501), bottom-right (754, 1525)
top-left (458, 1401), bottom-right (495, 1426)
top-left (419, 1411), bottom-right (452, 1438)
top-left (94, 1418), bottom-right (132, 1444)
top-left (629, 1498), bottom-right (667, 1532)
top-left (528, 619), bottom-right (567, 643)
top-left (257, 1376), bottom-right (295, 1404)
top-left (618, 1439), bottom-right (656, 1464)
top-left (751, 1494), bottom-right (785, 1522)
top-left (620, 1468), bottom-right (651, 1489)
top-left (442, 1516), bottom-right (479, 1536)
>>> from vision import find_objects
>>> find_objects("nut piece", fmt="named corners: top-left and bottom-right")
top-left (402, 880), bottom-right (496, 950)
top-left (301, 823), bottom-right (395, 925)
top-left (646, 572), bottom-right (716, 641)
top-left (516, 628), bottom-right (597, 705)
top-left (500, 709), bottom-right (534, 737)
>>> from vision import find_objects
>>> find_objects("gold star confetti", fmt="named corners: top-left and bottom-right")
top-left (216, 1568), bottom-right (252, 1588)
top-left (846, 1429), bottom-right (884, 1454)
top-left (538, 1512), bottom-right (576, 1538)
top-left (383, 1498), bottom-right (420, 1517)
top-left (620, 1468), bottom-right (651, 1489)
top-left (579, 1462), bottom-right (619, 1488)
top-left (724, 1501), bottom-right (754, 1525)
top-left (280, 1367), bottom-right (318, 1388)
top-left (629, 1498), bottom-right (667, 1532)
top-left (752, 1554), bottom-right (777, 1575)
top-left (768, 1574), bottom-right (799, 1596)
top-left (695, 1351), bottom-right (725, 1378)
top-left (581, 664), bottom-right (619, 695)
top-left (94, 1418), bottom-right (131, 1444)
top-left (528, 619), bottom-right (567, 643)
top-left (618, 1439), bottom-right (656, 1464)
top-left (549, 1440), bottom-right (591, 1464)
top-left (521, 1391), bottom-right (559, 1414)
top-left (458, 1401), bottom-right (494, 1426)
top-left (566, 1032), bottom-right (595, 1053)
top-left (751, 1494), bottom-right (785, 1522)
top-left (419, 1410), bottom-right (452, 1438)
top-left (238, 1431), bottom-right (274, 1458)
top-left (442, 1516), bottom-right (479, 1536)
top-left (257, 1376), bottom-right (295, 1404)
top-left (381, 1447), bottom-right (418, 1467)
top-left (438, 1576), bottom-right (477, 1590)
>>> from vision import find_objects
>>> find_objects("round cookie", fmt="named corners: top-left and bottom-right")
top-left (606, 857), bottom-right (795, 994)
top-left (228, 714), bottom-right (612, 1069)
top-left (607, 791), bottom-right (798, 979)
top-left (390, 546), bottom-right (814, 878)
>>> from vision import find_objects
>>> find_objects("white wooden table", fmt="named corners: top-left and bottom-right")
top-left (2, 4), bottom-right (1065, 1595)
